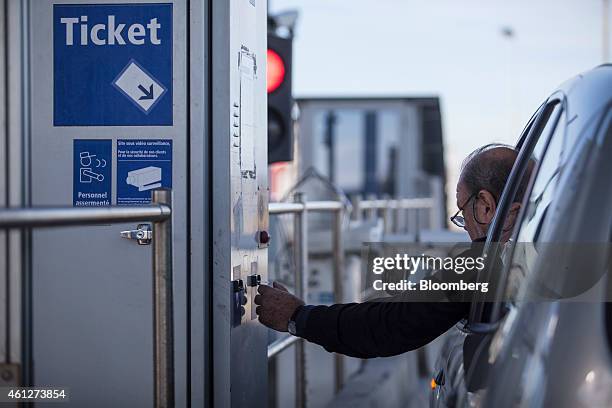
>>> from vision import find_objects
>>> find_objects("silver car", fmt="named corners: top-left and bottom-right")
top-left (430, 65), bottom-right (612, 407)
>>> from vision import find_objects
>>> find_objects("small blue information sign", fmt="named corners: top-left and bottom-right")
top-left (53, 3), bottom-right (173, 126)
top-left (73, 140), bottom-right (112, 206)
top-left (117, 139), bottom-right (172, 205)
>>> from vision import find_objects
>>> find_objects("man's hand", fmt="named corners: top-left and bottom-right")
top-left (254, 281), bottom-right (304, 332)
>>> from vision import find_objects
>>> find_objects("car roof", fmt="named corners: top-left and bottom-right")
top-left (554, 65), bottom-right (612, 134)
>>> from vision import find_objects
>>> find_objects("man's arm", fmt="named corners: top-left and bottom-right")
top-left (294, 300), bottom-right (468, 358)
top-left (255, 283), bottom-right (468, 359)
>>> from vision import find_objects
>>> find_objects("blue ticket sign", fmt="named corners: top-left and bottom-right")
top-left (117, 139), bottom-right (172, 205)
top-left (54, 3), bottom-right (173, 126)
top-left (73, 140), bottom-right (112, 206)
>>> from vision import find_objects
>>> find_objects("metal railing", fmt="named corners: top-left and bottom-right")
top-left (267, 195), bottom-right (438, 407)
top-left (0, 189), bottom-right (174, 408)
top-left (353, 196), bottom-right (438, 234)
top-left (267, 196), bottom-right (345, 407)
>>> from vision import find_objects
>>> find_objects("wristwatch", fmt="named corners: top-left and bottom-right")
top-left (288, 319), bottom-right (297, 336)
top-left (287, 306), bottom-right (302, 336)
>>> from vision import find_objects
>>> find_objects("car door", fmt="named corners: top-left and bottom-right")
top-left (461, 97), bottom-right (566, 402)
top-left (483, 100), bottom-right (612, 408)
top-left (429, 98), bottom-right (565, 407)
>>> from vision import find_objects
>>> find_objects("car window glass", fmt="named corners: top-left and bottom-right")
top-left (491, 102), bottom-right (562, 247)
top-left (515, 102), bottom-right (546, 150)
top-left (503, 108), bottom-right (565, 302)
top-left (531, 106), bottom-right (563, 163)
top-left (469, 101), bottom-right (562, 325)
top-left (517, 124), bottom-right (564, 243)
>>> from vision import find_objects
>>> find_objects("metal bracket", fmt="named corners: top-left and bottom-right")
top-left (120, 223), bottom-right (153, 245)
top-left (0, 364), bottom-right (19, 387)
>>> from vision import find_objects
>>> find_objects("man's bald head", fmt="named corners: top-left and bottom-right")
top-left (459, 144), bottom-right (530, 203)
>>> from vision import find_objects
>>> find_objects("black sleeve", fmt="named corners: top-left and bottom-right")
top-left (296, 242), bottom-right (483, 358)
top-left (299, 300), bottom-right (469, 358)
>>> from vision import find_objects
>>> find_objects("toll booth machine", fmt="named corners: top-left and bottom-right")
top-left (0, 0), bottom-right (269, 407)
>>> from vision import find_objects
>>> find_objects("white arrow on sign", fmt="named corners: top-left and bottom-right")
top-left (112, 60), bottom-right (167, 114)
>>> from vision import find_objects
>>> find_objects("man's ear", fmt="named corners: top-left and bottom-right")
top-left (474, 189), bottom-right (497, 224)
top-left (503, 202), bottom-right (522, 231)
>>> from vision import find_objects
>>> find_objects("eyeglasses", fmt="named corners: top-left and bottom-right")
top-left (450, 193), bottom-right (476, 229)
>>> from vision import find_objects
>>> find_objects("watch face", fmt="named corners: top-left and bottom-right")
top-left (288, 320), bottom-right (297, 335)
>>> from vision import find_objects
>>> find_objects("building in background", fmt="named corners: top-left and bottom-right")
top-left (295, 97), bottom-right (447, 225)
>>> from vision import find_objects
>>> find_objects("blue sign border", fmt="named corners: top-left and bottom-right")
top-left (53, 3), bottom-right (174, 126)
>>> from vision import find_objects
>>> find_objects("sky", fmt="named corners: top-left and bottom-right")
top-left (269, 0), bottom-right (606, 209)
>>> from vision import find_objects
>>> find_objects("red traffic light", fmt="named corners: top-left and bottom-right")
top-left (267, 49), bottom-right (286, 94)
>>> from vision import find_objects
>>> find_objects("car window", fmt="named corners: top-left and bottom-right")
top-left (485, 109), bottom-right (612, 408)
top-left (503, 110), bottom-right (565, 302)
top-left (516, 115), bottom-right (564, 242)
top-left (531, 103), bottom-right (564, 163)
top-left (515, 101), bottom-right (546, 151)
top-left (463, 102), bottom-right (566, 390)
top-left (490, 100), bottom-right (563, 243)
top-left (468, 100), bottom-right (563, 324)
top-left (502, 103), bottom-right (612, 307)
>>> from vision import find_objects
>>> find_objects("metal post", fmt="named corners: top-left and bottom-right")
top-left (382, 195), bottom-right (391, 234)
top-left (363, 111), bottom-right (378, 195)
top-left (414, 208), bottom-right (421, 242)
top-left (332, 206), bottom-right (344, 393)
top-left (429, 176), bottom-right (444, 229)
top-left (394, 200), bottom-right (403, 234)
top-left (391, 200), bottom-right (399, 234)
top-left (152, 189), bottom-right (174, 408)
top-left (324, 111), bottom-right (337, 183)
top-left (351, 195), bottom-right (362, 222)
top-left (366, 194), bottom-right (376, 220)
top-left (268, 357), bottom-right (278, 408)
top-left (293, 193), bottom-right (308, 408)
top-left (404, 208), bottom-right (410, 234)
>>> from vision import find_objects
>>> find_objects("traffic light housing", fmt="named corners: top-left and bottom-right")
top-left (267, 33), bottom-right (293, 163)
